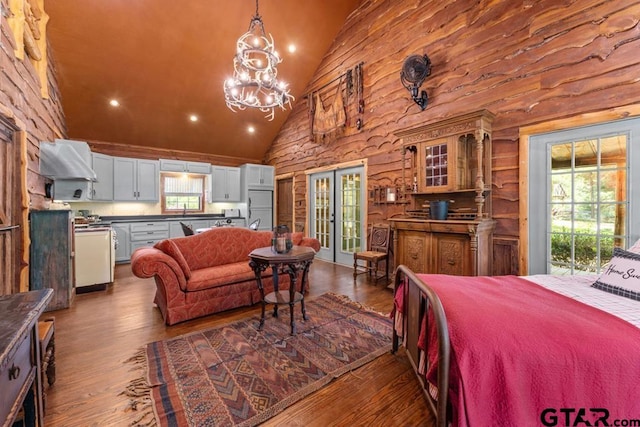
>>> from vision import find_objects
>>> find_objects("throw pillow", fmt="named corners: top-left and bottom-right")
top-left (154, 239), bottom-right (192, 279)
top-left (592, 247), bottom-right (640, 301)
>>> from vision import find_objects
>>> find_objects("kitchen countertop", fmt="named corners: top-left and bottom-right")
top-left (93, 214), bottom-right (245, 225)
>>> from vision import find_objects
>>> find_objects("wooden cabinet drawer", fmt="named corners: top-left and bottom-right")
top-left (0, 333), bottom-right (35, 423)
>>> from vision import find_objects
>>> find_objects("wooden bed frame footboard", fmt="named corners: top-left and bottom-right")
top-left (392, 265), bottom-right (451, 427)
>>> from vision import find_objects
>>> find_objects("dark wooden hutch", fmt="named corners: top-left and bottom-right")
top-left (390, 110), bottom-right (496, 276)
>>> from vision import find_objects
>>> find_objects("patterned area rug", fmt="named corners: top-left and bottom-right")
top-left (125, 293), bottom-right (392, 426)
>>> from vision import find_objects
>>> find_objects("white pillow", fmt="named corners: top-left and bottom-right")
top-left (592, 247), bottom-right (640, 301)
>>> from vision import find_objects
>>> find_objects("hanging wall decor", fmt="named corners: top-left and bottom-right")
top-left (306, 62), bottom-right (364, 142)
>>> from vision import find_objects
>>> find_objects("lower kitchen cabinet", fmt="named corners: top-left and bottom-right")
top-left (111, 223), bottom-right (131, 262)
top-left (129, 221), bottom-right (169, 253)
top-left (390, 218), bottom-right (495, 276)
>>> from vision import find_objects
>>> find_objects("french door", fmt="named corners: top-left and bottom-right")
top-left (309, 166), bottom-right (365, 265)
top-left (528, 117), bottom-right (640, 274)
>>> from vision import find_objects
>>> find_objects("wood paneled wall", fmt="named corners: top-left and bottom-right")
top-left (1, 0), bottom-right (66, 209)
top-left (1, 0), bottom-right (66, 293)
top-left (265, 0), bottom-right (640, 275)
top-left (87, 139), bottom-right (255, 167)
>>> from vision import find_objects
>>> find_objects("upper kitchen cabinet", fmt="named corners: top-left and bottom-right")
top-left (241, 164), bottom-right (274, 192)
top-left (91, 153), bottom-right (114, 201)
top-left (210, 166), bottom-right (241, 202)
top-left (113, 157), bottom-right (159, 201)
top-left (159, 159), bottom-right (211, 174)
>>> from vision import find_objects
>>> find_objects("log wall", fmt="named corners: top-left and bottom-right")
top-left (265, 0), bottom-right (640, 275)
top-left (0, 0), bottom-right (66, 209)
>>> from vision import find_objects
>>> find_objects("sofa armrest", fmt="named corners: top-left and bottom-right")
top-left (130, 247), bottom-right (188, 291)
top-left (299, 237), bottom-right (321, 252)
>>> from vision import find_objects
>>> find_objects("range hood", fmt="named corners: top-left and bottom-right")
top-left (40, 139), bottom-right (97, 181)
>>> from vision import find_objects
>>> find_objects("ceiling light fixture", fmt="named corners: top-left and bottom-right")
top-left (109, 99), bottom-right (120, 107)
top-left (223, 0), bottom-right (294, 121)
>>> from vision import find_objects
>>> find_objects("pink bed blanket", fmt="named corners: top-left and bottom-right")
top-left (414, 274), bottom-right (640, 427)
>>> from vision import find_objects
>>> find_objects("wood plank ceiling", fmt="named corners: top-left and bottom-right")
top-left (46, 0), bottom-right (361, 162)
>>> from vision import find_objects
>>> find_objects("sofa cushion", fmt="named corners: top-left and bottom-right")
top-left (186, 261), bottom-right (261, 292)
top-left (173, 228), bottom-right (273, 271)
top-left (154, 239), bottom-right (192, 279)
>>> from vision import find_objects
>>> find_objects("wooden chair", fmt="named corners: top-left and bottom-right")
top-left (38, 317), bottom-right (56, 413)
top-left (353, 223), bottom-right (391, 282)
top-left (180, 222), bottom-right (194, 236)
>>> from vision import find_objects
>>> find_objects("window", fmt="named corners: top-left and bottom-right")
top-left (528, 117), bottom-right (640, 275)
top-left (161, 173), bottom-right (205, 214)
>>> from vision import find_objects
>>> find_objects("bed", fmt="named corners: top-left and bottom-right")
top-left (391, 252), bottom-right (640, 427)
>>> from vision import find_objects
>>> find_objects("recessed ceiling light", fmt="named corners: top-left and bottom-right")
top-left (189, 115), bottom-right (198, 122)
top-left (247, 126), bottom-right (255, 134)
top-left (109, 99), bottom-right (120, 107)
top-left (288, 44), bottom-right (296, 54)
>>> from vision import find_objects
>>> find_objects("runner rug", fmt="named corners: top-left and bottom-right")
top-left (124, 293), bottom-right (392, 426)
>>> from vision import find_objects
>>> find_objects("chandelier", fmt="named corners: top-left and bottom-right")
top-left (223, 0), bottom-right (294, 120)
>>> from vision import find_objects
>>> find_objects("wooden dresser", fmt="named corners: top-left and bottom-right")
top-left (390, 218), bottom-right (495, 276)
top-left (0, 289), bottom-right (53, 427)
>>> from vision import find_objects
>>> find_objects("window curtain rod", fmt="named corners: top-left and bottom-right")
top-left (302, 62), bottom-right (364, 99)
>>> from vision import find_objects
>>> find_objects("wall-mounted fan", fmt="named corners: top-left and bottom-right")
top-left (400, 54), bottom-right (432, 110)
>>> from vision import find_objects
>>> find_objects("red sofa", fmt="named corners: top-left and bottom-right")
top-left (130, 227), bottom-right (321, 325)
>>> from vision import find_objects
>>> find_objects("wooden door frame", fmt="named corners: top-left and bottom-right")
top-left (305, 159), bottom-right (368, 263)
top-left (518, 103), bottom-right (640, 275)
top-left (304, 158), bottom-right (368, 231)
top-left (0, 103), bottom-right (30, 292)
top-left (275, 172), bottom-right (295, 232)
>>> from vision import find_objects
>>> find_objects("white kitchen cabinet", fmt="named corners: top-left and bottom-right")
top-left (129, 221), bottom-right (169, 253)
top-left (160, 159), bottom-right (211, 174)
top-left (241, 164), bottom-right (274, 192)
top-left (91, 153), bottom-right (114, 201)
top-left (111, 222), bottom-right (131, 262)
top-left (113, 157), bottom-right (159, 201)
top-left (210, 166), bottom-right (241, 202)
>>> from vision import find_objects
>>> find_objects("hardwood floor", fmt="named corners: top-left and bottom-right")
top-left (42, 260), bottom-right (435, 426)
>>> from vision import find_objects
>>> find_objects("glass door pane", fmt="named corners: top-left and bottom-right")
top-left (335, 167), bottom-right (364, 265)
top-left (310, 171), bottom-right (333, 261)
top-left (548, 135), bottom-right (627, 274)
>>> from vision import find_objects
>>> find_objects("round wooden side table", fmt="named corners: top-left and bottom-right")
top-left (248, 245), bottom-right (316, 335)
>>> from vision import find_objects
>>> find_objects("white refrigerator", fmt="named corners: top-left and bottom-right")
top-left (247, 190), bottom-right (273, 231)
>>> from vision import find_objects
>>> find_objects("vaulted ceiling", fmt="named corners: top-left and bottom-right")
top-left (46, 0), bottom-right (361, 162)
